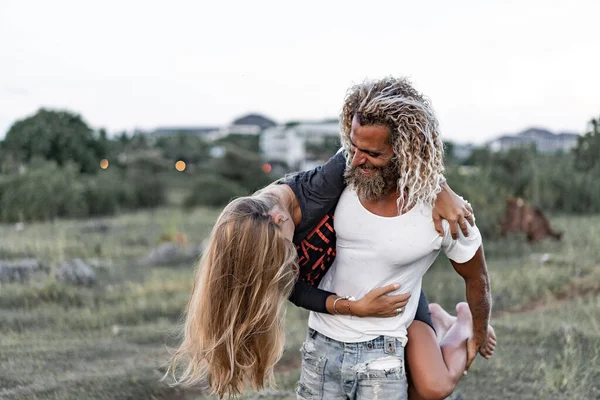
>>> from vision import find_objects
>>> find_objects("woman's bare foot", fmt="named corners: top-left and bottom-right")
top-left (429, 303), bottom-right (457, 342)
top-left (432, 302), bottom-right (497, 359)
top-left (481, 325), bottom-right (497, 359)
top-left (454, 302), bottom-right (474, 334)
top-left (456, 303), bottom-right (497, 360)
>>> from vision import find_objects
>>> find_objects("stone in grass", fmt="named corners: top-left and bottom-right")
top-left (55, 258), bottom-right (97, 286)
top-left (139, 243), bottom-right (203, 267)
top-left (0, 258), bottom-right (42, 283)
top-left (80, 220), bottom-right (110, 233)
top-left (183, 245), bottom-right (204, 261)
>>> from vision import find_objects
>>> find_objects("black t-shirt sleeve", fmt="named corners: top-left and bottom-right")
top-left (283, 150), bottom-right (347, 243)
top-left (280, 150), bottom-right (347, 313)
top-left (288, 279), bottom-right (335, 314)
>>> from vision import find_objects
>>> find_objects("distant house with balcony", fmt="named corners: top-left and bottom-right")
top-left (259, 120), bottom-right (341, 171)
top-left (220, 114), bottom-right (277, 136)
top-left (487, 128), bottom-right (579, 153)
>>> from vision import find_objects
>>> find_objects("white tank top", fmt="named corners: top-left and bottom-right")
top-left (308, 187), bottom-right (481, 344)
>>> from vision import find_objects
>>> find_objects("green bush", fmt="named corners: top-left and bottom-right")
top-left (84, 168), bottom-right (168, 213)
top-left (444, 166), bottom-right (506, 239)
top-left (84, 170), bottom-right (134, 216)
top-left (127, 170), bottom-right (168, 208)
top-left (209, 144), bottom-right (274, 192)
top-left (0, 162), bottom-right (169, 222)
top-left (181, 144), bottom-right (276, 209)
top-left (183, 174), bottom-right (248, 207)
top-left (0, 162), bottom-right (88, 222)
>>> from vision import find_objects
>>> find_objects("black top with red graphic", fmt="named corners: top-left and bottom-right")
top-left (283, 151), bottom-right (346, 313)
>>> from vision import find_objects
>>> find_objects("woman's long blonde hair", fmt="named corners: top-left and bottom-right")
top-left (165, 193), bottom-right (298, 398)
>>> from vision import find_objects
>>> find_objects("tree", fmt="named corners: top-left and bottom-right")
top-left (3, 108), bottom-right (106, 173)
top-left (155, 133), bottom-right (210, 165)
top-left (443, 141), bottom-right (455, 163)
top-left (95, 128), bottom-right (110, 160)
top-left (214, 134), bottom-right (260, 153)
top-left (573, 116), bottom-right (600, 172)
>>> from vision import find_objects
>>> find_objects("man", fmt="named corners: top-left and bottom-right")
top-left (295, 77), bottom-right (491, 400)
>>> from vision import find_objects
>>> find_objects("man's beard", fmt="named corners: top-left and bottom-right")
top-left (344, 158), bottom-right (400, 201)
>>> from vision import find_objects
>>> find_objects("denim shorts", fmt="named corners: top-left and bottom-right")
top-left (297, 328), bottom-right (408, 400)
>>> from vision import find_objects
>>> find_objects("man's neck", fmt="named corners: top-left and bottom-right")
top-left (357, 187), bottom-right (406, 217)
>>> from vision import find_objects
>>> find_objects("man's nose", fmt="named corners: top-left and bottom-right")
top-left (351, 149), bottom-right (365, 167)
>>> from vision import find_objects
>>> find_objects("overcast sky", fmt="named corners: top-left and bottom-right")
top-left (1, 0), bottom-right (598, 143)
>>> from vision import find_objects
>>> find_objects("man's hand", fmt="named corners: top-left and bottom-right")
top-left (433, 182), bottom-right (474, 239)
top-left (353, 284), bottom-right (411, 318)
top-left (480, 326), bottom-right (497, 359)
top-left (465, 337), bottom-right (481, 370)
top-left (466, 331), bottom-right (495, 370)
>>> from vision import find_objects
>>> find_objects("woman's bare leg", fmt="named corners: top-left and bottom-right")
top-left (428, 302), bottom-right (455, 342)
top-left (407, 303), bottom-right (497, 400)
top-left (406, 317), bottom-right (467, 400)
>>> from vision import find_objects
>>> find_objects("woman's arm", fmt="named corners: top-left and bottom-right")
top-left (433, 182), bottom-right (475, 239)
top-left (282, 150), bottom-right (347, 231)
top-left (288, 279), bottom-right (334, 314)
top-left (289, 277), bottom-right (411, 317)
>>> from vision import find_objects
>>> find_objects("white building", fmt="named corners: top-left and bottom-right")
top-left (219, 124), bottom-right (262, 136)
top-left (259, 126), bottom-right (306, 171)
top-left (487, 128), bottom-right (579, 153)
top-left (259, 121), bottom-right (341, 171)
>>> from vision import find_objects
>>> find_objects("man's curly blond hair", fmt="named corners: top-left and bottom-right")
top-left (340, 76), bottom-right (445, 211)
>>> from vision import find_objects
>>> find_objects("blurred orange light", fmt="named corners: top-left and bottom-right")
top-left (175, 160), bottom-right (186, 172)
top-left (100, 159), bottom-right (109, 169)
top-left (262, 163), bottom-right (272, 174)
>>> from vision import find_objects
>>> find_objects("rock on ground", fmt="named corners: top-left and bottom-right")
top-left (80, 220), bottom-right (110, 233)
top-left (0, 259), bottom-right (42, 283)
top-left (139, 243), bottom-right (203, 267)
top-left (55, 258), bottom-right (97, 286)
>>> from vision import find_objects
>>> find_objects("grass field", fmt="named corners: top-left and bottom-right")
top-left (0, 210), bottom-right (599, 400)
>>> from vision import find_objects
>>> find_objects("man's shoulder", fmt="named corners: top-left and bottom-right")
top-left (332, 186), bottom-right (356, 209)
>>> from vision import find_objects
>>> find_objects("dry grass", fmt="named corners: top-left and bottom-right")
top-left (0, 212), bottom-right (599, 399)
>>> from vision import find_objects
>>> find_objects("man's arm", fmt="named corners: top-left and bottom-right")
top-left (450, 246), bottom-right (491, 367)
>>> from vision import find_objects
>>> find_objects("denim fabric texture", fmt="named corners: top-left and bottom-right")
top-left (297, 328), bottom-right (408, 400)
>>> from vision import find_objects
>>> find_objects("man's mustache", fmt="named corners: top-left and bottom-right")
top-left (357, 164), bottom-right (378, 171)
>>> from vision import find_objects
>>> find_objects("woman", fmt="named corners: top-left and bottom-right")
top-left (166, 192), bottom-right (299, 397)
top-left (167, 152), bottom-right (496, 399)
